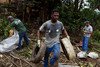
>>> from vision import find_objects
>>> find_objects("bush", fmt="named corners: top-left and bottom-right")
top-left (92, 30), bottom-right (100, 42)
top-left (0, 18), bottom-right (11, 39)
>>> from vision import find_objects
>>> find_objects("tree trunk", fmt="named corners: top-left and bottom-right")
top-left (74, 0), bottom-right (79, 11)
top-left (79, 0), bottom-right (84, 10)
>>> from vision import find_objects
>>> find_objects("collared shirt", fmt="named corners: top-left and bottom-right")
top-left (83, 25), bottom-right (93, 37)
top-left (11, 19), bottom-right (26, 34)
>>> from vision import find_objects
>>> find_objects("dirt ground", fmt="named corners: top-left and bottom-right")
top-left (0, 49), bottom-right (99, 67)
top-left (0, 26), bottom-right (99, 67)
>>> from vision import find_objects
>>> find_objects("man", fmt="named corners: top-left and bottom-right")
top-left (7, 16), bottom-right (29, 50)
top-left (82, 21), bottom-right (93, 52)
top-left (37, 9), bottom-right (69, 67)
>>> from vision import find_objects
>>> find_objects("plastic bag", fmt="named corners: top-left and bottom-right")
top-left (0, 30), bottom-right (19, 53)
top-left (77, 51), bottom-right (87, 58)
top-left (88, 52), bottom-right (99, 59)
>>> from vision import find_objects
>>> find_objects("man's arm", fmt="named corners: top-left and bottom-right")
top-left (37, 30), bottom-right (41, 46)
top-left (60, 22), bottom-right (69, 39)
top-left (37, 30), bottom-right (44, 40)
top-left (84, 31), bottom-right (92, 34)
top-left (37, 22), bottom-right (46, 46)
top-left (62, 28), bottom-right (70, 39)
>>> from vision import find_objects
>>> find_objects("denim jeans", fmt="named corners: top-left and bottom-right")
top-left (44, 43), bottom-right (60, 67)
top-left (18, 32), bottom-right (29, 49)
top-left (82, 36), bottom-right (90, 52)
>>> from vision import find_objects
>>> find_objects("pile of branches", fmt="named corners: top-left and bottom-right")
top-left (0, 52), bottom-right (34, 67)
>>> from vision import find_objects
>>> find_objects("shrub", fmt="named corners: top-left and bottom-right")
top-left (92, 30), bottom-right (100, 42)
top-left (0, 18), bottom-right (11, 39)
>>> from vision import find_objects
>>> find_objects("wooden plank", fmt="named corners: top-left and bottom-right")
top-left (61, 38), bottom-right (76, 60)
top-left (58, 63), bottom-right (79, 67)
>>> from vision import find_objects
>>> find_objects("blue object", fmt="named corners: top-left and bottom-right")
top-left (44, 43), bottom-right (60, 67)
top-left (17, 32), bottom-right (29, 49)
top-left (82, 36), bottom-right (90, 51)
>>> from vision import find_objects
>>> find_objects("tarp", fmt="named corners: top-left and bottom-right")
top-left (0, 30), bottom-right (19, 53)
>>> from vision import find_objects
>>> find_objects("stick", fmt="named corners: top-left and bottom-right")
top-left (20, 59), bottom-right (34, 67)
top-left (76, 46), bottom-right (81, 52)
top-left (19, 59), bottom-right (22, 67)
top-left (93, 48), bottom-right (100, 53)
top-left (10, 53), bottom-right (20, 59)
top-left (9, 64), bottom-right (13, 67)
top-left (4, 55), bottom-right (19, 67)
top-left (10, 53), bottom-right (33, 67)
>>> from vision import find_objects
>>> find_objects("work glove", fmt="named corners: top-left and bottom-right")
top-left (37, 40), bottom-right (41, 47)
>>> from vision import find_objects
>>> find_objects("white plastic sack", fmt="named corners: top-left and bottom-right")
top-left (77, 51), bottom-right (87, 58)
top-left (0, 30), bottom-right (19, 53)
top-left (88, 52), bottom-right (99, 59)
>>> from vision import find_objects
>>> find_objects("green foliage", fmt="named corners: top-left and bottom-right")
top-left (80, 8), bottom-right (96, 21)
top-left (88, 0), bottom-right (100, 9)
top-left (92, 30), bottom-right (100, 42)
top-left (57, 2), bottom-right (100, 37)
top-left (18, 47), bottom-right (32, 58)
top-left (80, 8), bottom-right (100, 31)
top-left (57, 3), bottom-right (83, 35)
top-left (0, 0), bottom-right (100, 40)
top-left (87, 0), bottom-right (100, 31)
top-left (0, 17), bottom-right (11, 39)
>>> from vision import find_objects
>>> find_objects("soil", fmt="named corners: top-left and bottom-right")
top-left (0, 23), bottom-right (99, 67)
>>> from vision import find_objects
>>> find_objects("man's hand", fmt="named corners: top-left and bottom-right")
top-left (83, 30), bottom-right (88, 34)
top-left (37, 40), bottom-right (41, 47)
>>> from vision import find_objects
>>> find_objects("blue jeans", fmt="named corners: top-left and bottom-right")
top-left (18, 32), bottom-right (29, 49)
top-left (82, 36), bottom-right (90, 51)
top-left (44, 43), bottom-right (60, 67)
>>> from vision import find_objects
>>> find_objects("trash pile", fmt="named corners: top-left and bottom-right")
top-left (0, 30), bottom-right (18, 53)
top-left (77, 51), bottom-right (99, 59)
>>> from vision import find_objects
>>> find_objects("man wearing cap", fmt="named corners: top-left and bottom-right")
top-left (7, 16), bottom-right (29, 50)
top-left (82, 21), bottom-right (93, 52)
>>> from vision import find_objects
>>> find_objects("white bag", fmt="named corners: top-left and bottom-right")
top-left (0, 30), bottom-right (19, 53)
top-left (88, 52), bottom-right (99, 59)
top-left (77, 51), bottom-right (87, 58)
